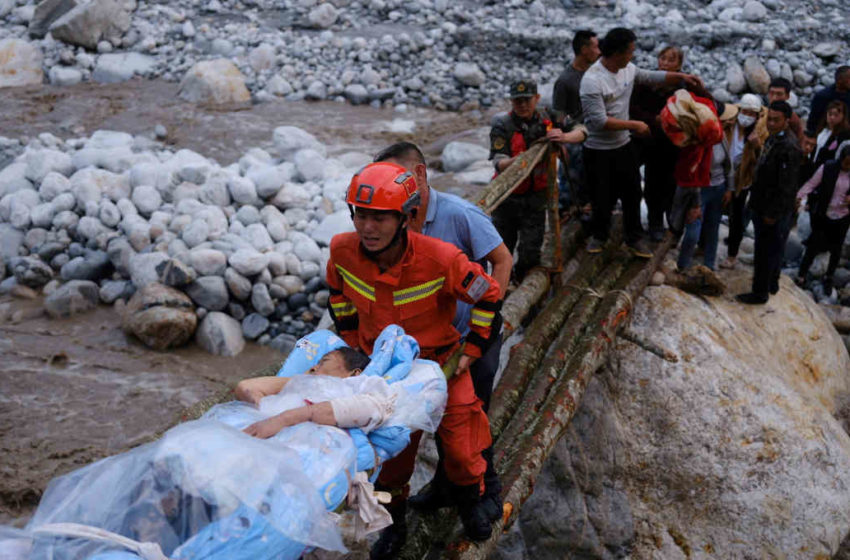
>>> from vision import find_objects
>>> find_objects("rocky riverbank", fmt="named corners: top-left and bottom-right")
top-left (1, 0), bottom-right (849, 114)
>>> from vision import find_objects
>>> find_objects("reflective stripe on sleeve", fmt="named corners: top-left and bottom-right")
top-left (392, 277), bottom-right (445, 306)
top-left (470, 308), bottom-right (495, 327)
top-left (335, 265), bottom-right (376, 302)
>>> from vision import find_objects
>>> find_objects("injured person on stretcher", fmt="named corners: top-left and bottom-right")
top-left (236, 347), bottom-right (386, 439)
top-left (0, 325), bottom-right (447, 560)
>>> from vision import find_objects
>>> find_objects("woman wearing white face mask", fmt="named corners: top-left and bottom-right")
top-left (719, 93), bottom-right (767, 269)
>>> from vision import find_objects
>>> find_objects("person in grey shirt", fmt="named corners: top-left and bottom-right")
top-left (552, 29), bottom-right (600, 218)
top-left (552, 29), bottom-right (600, 124)
top-left (579, 27), bottom-right (702, 256)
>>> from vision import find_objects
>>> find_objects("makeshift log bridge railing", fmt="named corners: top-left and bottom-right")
top-left (398, 140), bottom-right (674, 560)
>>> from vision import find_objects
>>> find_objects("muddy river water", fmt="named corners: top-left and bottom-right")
top-left (0, 79), bottom-right (501, 525)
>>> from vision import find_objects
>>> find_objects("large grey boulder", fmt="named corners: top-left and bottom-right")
top-left (128, 251), bottom-right (169, 288)
top-left (441, 141), bottom-right (489, 172)
top-left (308, 3), bottom-right (337, 28)
top-left (92, 52), bottom-right (156, 84)
top-left (725, 62), bottom-right (746, 94)
top-left (0, 39), bottom-right (43, 88)
top-left (186, 275), bottom-right (229, 311)
top-left (11, 256), bottom-right (53, 288)
top-left (510, 277), bottom-right (850, 558)
top-left (743, 56), bottom-right (771, 95)
top-left (272, 126), bottom-right (326, 161)
top-left (49, 0), bottom-right (131, 50)
top-left (178, 59), bottom-right (250, 105)
top-left (122, 283), bottom-right (197, 350)
top-left (44, 279), bottom-right (99, 317)
top-left (453, 62), bottom-right (485, 87)
top-left (29, 0), bottom-right (78, 39)
top-left (196, 311), bottom-right (244, 356)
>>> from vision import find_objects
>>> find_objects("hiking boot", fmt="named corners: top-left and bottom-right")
top-left (409, 472), bottom-right (452, 512)
top-left (735, 292), bottom-right (768, 305)
top-left (586, 236), bottom-right (604, 254)
top-left (626, 238), bottom-right (653, 259)
top-left (454, 484), bottom-right (493, 542)
top-left (480, 446), bottom-right (503, 523)
top-left (370, 502), bottom-right (407, 560)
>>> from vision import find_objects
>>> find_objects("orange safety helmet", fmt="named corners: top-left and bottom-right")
top-left (347, 162), bottom-right (421, 215)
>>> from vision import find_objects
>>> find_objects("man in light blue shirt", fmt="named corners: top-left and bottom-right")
top-left (371, 142), bottom-right (511, 556)
top-left (374, 142), bottom-right (512, 407)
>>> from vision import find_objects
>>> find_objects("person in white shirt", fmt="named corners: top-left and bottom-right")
top-left (579, 27), bottom-right (701, 257)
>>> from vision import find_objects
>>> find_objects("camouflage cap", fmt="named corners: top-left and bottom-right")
top-left (509, 79), bottom-right (537, 99)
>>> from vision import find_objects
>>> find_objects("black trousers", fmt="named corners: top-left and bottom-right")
top-left (798, 214), bottom-right (850, 280)
top-left (751, 212), bottom-right (791, 297)
top-left (583, 142), bottom-right (644, 243)
top-left (492, 190), bottom-right (547, 281)
top-left (727, 189), bottom-right (751, 258)
top-left (641, 136), bottom-right (678, 232)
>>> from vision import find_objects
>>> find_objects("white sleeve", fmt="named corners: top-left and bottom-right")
top-left (330, 392), bottom-right (396, 433)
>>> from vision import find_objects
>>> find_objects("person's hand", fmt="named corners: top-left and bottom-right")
top-left (546, 129), bottom-right (566, 143)
top-left (244, 414), bottom-right (289, 439)
top-left (685, 206), bottom-right (702, 224)
top-left (631, 121), bottom-right (651, 137)
top-left (722, 191), bottom-right (733, 208)
top-left (763, 216), bottom-right (777, 225)
top-left (456, 354), bottom-right (474, 377)
top-left (682, 74), bottom-right (704, 89)
top-left (795, 198), bottom-right (802, 212)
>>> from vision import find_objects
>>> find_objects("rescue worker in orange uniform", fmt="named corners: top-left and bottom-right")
top-left (326, 162), bottom-right (503, 556)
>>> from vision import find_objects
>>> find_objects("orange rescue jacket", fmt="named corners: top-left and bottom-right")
top-left (326, 231), bottom-right (501, 363)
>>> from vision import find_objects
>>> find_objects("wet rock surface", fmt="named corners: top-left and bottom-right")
top-left (508, 271), bottom-right (850, 558)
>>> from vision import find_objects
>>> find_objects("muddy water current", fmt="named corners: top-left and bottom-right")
top-left (0, 79), bottom-right (499, 525)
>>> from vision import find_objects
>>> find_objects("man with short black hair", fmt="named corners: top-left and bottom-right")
top-left (552, 29), bottom-right (599, 124)
top-left (736, 100), bottom-right (802, 305)
top-left (579, 27), bottom-right (702, 257)
top-left (552, 29), bottom-right (599, 219)
top-left (807, 66), bottom-right (850, 134)
top-left (767, 77), bottom-right (803, 139)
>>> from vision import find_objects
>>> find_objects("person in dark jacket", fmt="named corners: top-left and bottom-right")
top-left (630, 46), bottom-right (685, 241)
top-left (806, 66), bottom-right (850, 135)
top-left (736, 101), bottom-right (802, 305)
top-left (794, 143), bottom-right (850, 293)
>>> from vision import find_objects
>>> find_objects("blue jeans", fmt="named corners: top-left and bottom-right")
top-left (699, 183), bottom-right (726, 270)
top-left (677, 183), bottom-right (726, 270)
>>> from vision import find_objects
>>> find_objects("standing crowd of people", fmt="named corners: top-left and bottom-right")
top-left (288, 26), bottom-right (850, 559)
top-left (505, 26), bottom-right (850, 304)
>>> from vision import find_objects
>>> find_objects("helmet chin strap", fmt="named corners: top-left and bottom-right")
top-left (360, 216), bottom-right (408, 258)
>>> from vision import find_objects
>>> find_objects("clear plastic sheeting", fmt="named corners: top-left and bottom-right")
top-left (1, 325), bottom-right (447, 560)
top-left (25, 421), bottom-right (347, 560)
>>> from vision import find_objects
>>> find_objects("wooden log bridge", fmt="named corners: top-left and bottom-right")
top-left (398, 142), bottom-right (674, 560)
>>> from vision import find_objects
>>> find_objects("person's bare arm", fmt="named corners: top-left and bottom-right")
top-left (235, 376), bottom-right (290, 406)
top-left (546, 127), bottom-right (587, 144)
top-left (495, 155), bottom-right (517, 172)
top-left (243, 402), bottom-right (336, 439)
top-left (603, 117), bottom-right (650, 136)
top-left (484, 243), bottom-right (512, 298)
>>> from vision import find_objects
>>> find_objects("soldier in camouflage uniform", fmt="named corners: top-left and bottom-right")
top-left (489, 79), bottom-right (586, 282)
